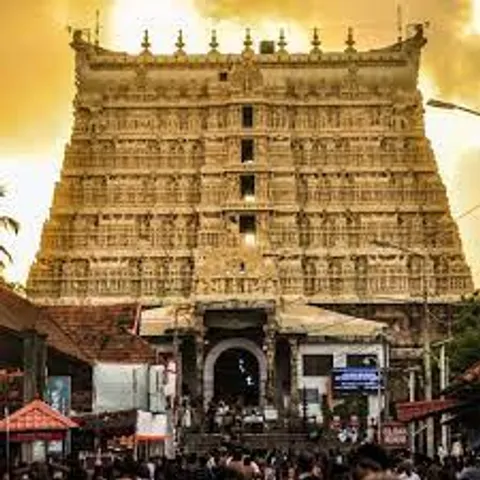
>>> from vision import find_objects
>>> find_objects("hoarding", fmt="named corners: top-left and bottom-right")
top-left (332, 367), bottom-right (381, 394)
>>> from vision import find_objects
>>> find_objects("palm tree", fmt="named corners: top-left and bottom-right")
top-left (0, 186), bottom-right (19, 271)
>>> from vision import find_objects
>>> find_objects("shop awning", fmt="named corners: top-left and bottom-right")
top-left (396, 399), bottom-right (460, 423)
top-left (0, 399), bottom-right (78, 433)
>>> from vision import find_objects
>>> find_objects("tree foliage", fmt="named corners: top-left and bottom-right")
top-left (0, 185), bottom-right (19, 272)
top-left (448, 291), bottom-right (480, 376)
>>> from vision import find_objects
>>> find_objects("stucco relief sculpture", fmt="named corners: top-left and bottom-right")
top-left (27, 26), bottom-right (472, 306)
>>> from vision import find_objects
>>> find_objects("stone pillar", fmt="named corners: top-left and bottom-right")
top-left (195, 332), bottom-right (204, 401)
top-left (263, 319), bottom-right (277, 406)
top-left (22, 330), bottom-right (47, 402)
top-left (195, 320), bottom-right (205, 429)
top-left (289, 337), bottom-right (300, 413)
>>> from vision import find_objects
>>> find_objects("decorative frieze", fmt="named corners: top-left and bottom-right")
top-left (27, 27), bottom-right (473, 304)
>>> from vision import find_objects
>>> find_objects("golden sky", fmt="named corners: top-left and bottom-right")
top-left (1, 0), bottom-right (480, 286)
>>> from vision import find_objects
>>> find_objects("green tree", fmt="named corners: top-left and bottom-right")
top-left (0, 185), bottom-right (19, 272)
top-left (448, 291), bottom-right (480, 376)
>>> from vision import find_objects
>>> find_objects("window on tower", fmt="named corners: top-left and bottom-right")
top-left (240, 175), bottom-right (255, 202)
top-left (241, 139), bottom-right (254, 163)
top-left (242, 105), bottom-right (254, 128)
top-left (239, 214), bottom-right (256, 246)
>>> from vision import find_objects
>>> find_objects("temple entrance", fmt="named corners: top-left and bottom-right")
top-left (203, 337), bottom-right (267, 409)
top-left (214, 348), bottom-right (260, 406)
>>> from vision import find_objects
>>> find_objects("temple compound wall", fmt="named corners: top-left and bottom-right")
top-left (27, 26), bottom-right (473, 349)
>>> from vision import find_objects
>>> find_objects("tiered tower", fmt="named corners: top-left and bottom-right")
top-left (27, 26), bottom-right (473, 308)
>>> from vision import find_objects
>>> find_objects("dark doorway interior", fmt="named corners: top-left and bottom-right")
top-left (214, 348), bottom-right (260, 406)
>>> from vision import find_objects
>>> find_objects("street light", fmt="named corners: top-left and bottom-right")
top-left (372, 239), bottom-right (435, 458)
top-left (427, 99), bottom-right (480, 118)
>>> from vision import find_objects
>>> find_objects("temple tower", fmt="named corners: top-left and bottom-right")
top-left (27, 26), bottom-right (473, 311)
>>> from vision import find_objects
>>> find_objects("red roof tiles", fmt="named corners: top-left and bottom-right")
top-left (43, 304), bottom-right (156, 364)
top-left (459, 360), bottom-right (480, 383)
top-left (0, 284), bottom-right (91, 364)
top-left (0, 400), bottom-right (78, 432)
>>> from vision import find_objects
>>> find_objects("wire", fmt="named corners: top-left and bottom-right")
top-left (455, 203), bottom-right (480, 222)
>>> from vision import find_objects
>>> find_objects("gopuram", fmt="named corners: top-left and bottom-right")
top-left (27, 25), bottom-right (473, 417)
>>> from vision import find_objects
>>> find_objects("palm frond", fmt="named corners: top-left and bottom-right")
top-left (0, 216), bottom-right (19, 234)
top-left (0, 245), bottom-right (13, 263)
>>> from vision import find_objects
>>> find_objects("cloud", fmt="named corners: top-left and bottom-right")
top-left (0, 0), bottom-right (113, 154)
top-left (195, 0), bottom-right (480, 105)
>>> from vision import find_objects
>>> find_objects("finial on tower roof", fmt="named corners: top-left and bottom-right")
top-left (345, 27), bottom-right (356, 53)
top-left (94, 10), bottom-right (101, 48)
top-left (209, 29), bottom-right (219, 52)
top-left (175, 29), bottom-right (185, 52)
top-left (244, 28), bottom-right (253, 50)
top-left (141, 29), bottom-right (151, 51)
top-left (311, 27), bottom-right (321, 52)
top-left (278, 28), bottom-right (287, 52)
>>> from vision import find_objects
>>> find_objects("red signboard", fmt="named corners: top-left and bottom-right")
top-left (381, 422), bottom-right (409, 449)
top-left (396, 399), bottom-right (458, 423)
top-left (9, 431), bottom-right (65, 442)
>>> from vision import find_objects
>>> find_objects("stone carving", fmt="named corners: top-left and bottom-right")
top-left (27, 30), bottom-right (473, 305)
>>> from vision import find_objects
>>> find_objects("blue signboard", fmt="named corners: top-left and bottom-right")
top-left (332, 367), bottom-right (381, 394)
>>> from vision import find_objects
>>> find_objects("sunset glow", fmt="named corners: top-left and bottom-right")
top-left (470, 0), bottom-right (480, 33)
top-left (2, 0), bottom-right (480, 287)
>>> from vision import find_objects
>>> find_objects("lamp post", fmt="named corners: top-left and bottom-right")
top-left (372, 240), bottom-right (435, 458)
top-left (427, 99), bottom-right (480, 117)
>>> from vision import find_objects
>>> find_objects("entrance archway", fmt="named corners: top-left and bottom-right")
top-left (214, 348), bottom-right (259, 405)
top-left (203, 338), bottom-right (267, 408)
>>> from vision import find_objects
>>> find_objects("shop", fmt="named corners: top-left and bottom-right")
top-left (0, 399), bottom-right (78, 463)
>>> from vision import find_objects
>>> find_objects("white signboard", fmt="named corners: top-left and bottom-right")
top-left (136, 411), bottom-right (170, 440)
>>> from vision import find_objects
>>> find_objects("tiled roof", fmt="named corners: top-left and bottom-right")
top-left (459, 360), bottom-right (480, 383)
top-left (0, 399), bottom-right (78, 432)
top-left (43, 304), bottom-right (156, 364)
top-left (279, 303), bottom-right (386, 338)
top-left (0, 284), bottom-right (92, 364)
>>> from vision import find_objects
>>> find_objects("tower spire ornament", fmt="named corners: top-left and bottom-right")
top-left (345, 27), bottom-right (356, 53)
top-left (94, 9), bottom-right (101, 48)
top-left (141, 29), bottom-right (151, 51)
top-left (243, 28), bottom-right (253, 51)
top-left (209, 29), bottom-right (219, 52)
top-left (175, 29), bottom-right (185, 53)
top-left (311, 27), bottom-right (321, 52)
top-left (278, 28), bottom-right (287, 52)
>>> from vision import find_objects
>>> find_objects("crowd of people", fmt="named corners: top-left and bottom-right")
top-left (2, 442), bottom-right (480, 480)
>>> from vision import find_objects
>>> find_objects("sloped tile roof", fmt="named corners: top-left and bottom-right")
top-left (0, 285), bottom-right (92, 364)
top-left (458, 360), bottom-right (480, 383)
top-left (279, 303), bottom-right (386, 338)
top-left (0, 399), bottom-right (78, 432)
top-left (43, 304), bottom-right (156, 364)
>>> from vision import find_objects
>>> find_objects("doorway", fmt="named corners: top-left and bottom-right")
top-left (214, 348), bottom-right (260, 406)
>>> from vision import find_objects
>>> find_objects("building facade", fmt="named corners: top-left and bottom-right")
top-left (26, 26), bottom-right (473, 418)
